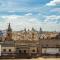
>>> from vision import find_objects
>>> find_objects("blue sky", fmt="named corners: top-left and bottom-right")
top-left (0, 0), bottom-right (60, 32)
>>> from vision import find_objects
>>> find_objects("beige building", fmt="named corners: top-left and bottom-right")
top-left (0, 23), bottom-right (15, 57)
top-left (0, 23), bottom-right (60, 58)
top-left (1, 40), bottom-right (15, 56)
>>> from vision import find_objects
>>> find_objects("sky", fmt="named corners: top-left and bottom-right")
top-left (0, 0), bottom-right (60, 32)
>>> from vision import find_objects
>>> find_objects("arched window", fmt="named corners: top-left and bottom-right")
top-left (3, 49), bottom-right (6, 52)
top-left (19, 50), bottom-right (21, 53)
top-left (9, 49), bottom-right (11, 52)
top-left (32, 49), bottom-right (35, 52)
top-left (24, 50), bottom-right (26, 53)
top-left (39, 37), bottom-right (40, 40)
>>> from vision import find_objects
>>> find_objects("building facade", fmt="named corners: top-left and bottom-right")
top-left (0, 23), bottom-right (60, 58)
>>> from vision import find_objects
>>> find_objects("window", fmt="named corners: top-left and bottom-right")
top-left (59, 49), bottom-right (60, 52)
top-left (39, 37), bottom-right (40, 39)
top-left (19, 50), bottom-right (21, 53)
top-left (3, 49), bottom-right (6, 52)
top-left (17, 48), bottom-right (19, 49)
top-left (24, 50), bottom-right (26, 53)
top-left (46, 44), bottom-right (48, 47)
top-left (32, 49), bottom-right (35, 52)
top-left (9, 49), bottom-right (11, 52)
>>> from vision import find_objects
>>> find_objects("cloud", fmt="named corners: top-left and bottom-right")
top-left (42, 15), bottom-right (60, 32)
top-left (0, 14), bottom-right (60, 32)
top-left (0, 0), bottom-right (42, 13)
top-left (0, 0), bottom-right (60, 32)
top-left (0, 14), bottom-right (40, 31)
top-left (44, 15), bottom-right (60, 23)
top-left (46, 0), bottom-right (60, 6)
top-left (51, 8), bottom-right (60, 12)
top-left (0, 0), bottom-right (52, 17)
top-left (25, 13), bottom-right (32, 16)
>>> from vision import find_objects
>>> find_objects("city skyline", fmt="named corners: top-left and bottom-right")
top-left (0, 0), bottom-right (60, 32)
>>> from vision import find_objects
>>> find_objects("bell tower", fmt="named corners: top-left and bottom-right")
top-left (5, 23), bottom-right (12, 40)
